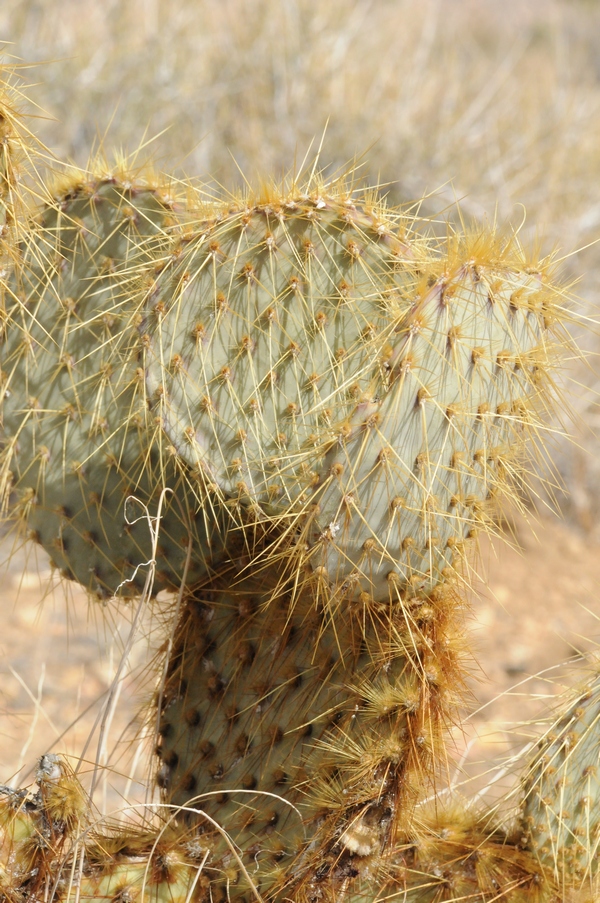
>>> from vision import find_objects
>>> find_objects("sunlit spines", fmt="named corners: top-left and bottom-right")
top-left (0, 758), bottom-right (564, 903)
top-left (521, 668), bottom-right (600, 886)
top-left (337, 800), bottom-right (556, 903)
top-left (0, 63), bottom-right (38, 245)
top-left (2, 757), bottom-right (578, 903)
top-left (0, 755), bottom-right (230, 902)
top-left (0, 148), bottom-right (580, 899)
top-left (141, 190), bottom-right (568, 604)
top-left (0, 171), bottom-right (229, 600)
top-left (0, 755), bottom-right (87, 901)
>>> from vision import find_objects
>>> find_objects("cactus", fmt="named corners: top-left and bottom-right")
top-left (0, 171), bottom-right (231, 599)
top-left (0, 178), bottom-right (577, 900)
top-left (2, 61), bottom-right (598, 903)
top-left (128, 190), bottom-right (570, 899)
top-left (0, 753), bottom-right (568, 903)
top-left (521, 669), bottom-right (600, 884)
top-left (143, 195), bottom-right (564, 600)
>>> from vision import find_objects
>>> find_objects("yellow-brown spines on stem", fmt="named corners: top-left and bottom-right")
top-left (0, 755), bottom-right (221, 902)
top-left (154, 556), bottom-right (468, 900)
top-left (142, 191), bottom-right (567, 602)
top-left (338, 801), bottom-right (554, 903)
top-left (0, 755), bottom-right (87, 900)
top-left (0, 174), bottom-right (228, 599)
top-left (0, 758), bottom-right (561, 903)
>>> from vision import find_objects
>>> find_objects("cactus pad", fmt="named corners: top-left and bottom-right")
top-left (143, 193), bottom-right (564, 600)
top-left (522, 670), bottom-right (600, 881)
top-left (0, 176), bottom-right (227, 599)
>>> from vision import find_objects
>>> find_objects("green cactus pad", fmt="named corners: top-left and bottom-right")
top-left (522, 670), bottom-right (600, 881)
top-left (142, 192), bottom-right (563, 600)
top-left (0, 176), bottom-right (227, 599)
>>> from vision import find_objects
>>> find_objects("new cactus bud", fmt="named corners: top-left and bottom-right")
top-left (521, 669), bottom-right (600, 884)
top-left (0, 173), bottom-right (228, 599)
top-left (142, 188), bottom-right (566, 601)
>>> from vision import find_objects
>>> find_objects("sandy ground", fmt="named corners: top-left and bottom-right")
top-left (0, 533), bottom-right (163, 820)
top-left (460, 513), bottom-right (600, 806)
top-left (0, 510), bottom-right (599, 822)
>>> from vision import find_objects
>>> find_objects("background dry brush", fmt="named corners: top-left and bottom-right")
top-left (1, 0), bottom-right (600, 831)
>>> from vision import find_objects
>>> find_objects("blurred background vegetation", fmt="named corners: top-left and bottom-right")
top-left (3, 0), bottom-right (600, 527)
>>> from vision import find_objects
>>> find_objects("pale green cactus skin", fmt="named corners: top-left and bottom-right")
top-left (0, 179), bottom-right (578, 903)
top-left (522, 670), bottom-right (600, 882)
top-left (0, 178), bottom-right (228, 599)
top-left (143, 198), bottom-right (559, 601)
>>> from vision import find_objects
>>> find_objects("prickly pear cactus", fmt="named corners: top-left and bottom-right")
top-left (0, 180), bottom-right (576, 901)
top-left (143, 196), bottom-right (564, 600)
top-left (0, 174), bottom-right (229, 599)
top-left (0, 61), bottom-right (595, 903)
top-left (0, 753), bottom-right (557, 903)
top-left (155, 568), bottom-right (465, 899)
top-left (522, 669), bottom-right (600, 883)
top-left (133, 190), bottom-right (569, 900)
